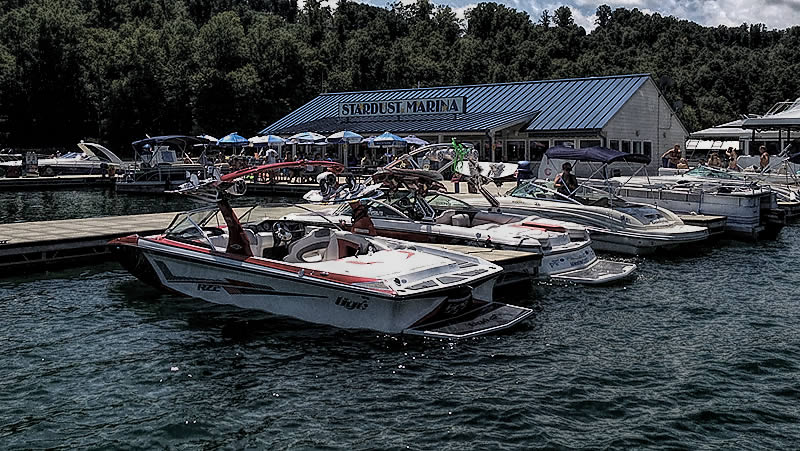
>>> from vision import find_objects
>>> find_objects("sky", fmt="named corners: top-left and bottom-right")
top-left (337, 0), bottom-right (800, 31)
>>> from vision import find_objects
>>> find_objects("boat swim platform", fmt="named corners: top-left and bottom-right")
top-left (677, 214), bottom-right (727, 236)
top-left (0, 208), bottom-right (536, 276)
top-left (0, 174), bottom-right (116, 191)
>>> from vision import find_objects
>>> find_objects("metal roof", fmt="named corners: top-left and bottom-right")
top-left (260, 74), bottom-right (652, 135)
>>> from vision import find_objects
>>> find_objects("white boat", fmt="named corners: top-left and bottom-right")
top-left (541, 146), bottom-right (785, 239)
top-left (116, 135), bottom-right (215, 194)
top-left (289, 170), bottom-right (636, 285)
top-left (455, 181), bottom-right (709, 256)
top-left (110, 161), bottom-right (532, 339)
top-left (0, 142), bottom-right (123, 177)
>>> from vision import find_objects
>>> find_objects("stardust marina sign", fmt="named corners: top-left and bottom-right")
top-left (338, 97), bottom-right (466, 118)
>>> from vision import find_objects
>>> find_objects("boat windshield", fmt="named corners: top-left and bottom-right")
top-left (335, 198), bottom-right (411, 220)
top-left (164, 207), bottom-right (225, 243)
top-left (424, 192), bottom-right (475, 211)
top-left (686, 166), bottom-right (745, 180)
top-left (509, 180), bottom-right (632, 208)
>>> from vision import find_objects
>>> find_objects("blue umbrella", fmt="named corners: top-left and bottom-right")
top-left (403, 135), bottom-right (428, 146)
top-left (287, 131), bottom-right (326, 145)
top-left (217, 132), bottom-right (249, 147)
top-left (373, 131), bottom-right (407, 147)
top-left (327, 130), bottom-right (363, 144)
top-left (249, 135), bottom-right (286, 147)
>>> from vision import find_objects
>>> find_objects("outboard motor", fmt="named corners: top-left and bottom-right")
top-left (516, 161), bottom-right (533, 182)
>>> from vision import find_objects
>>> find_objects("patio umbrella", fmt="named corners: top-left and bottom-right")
top-left (217, 132), bottom-right (249, 147)
top-left (403, 135), bottom-right (428, 146)
top-left (287, 131), bottom-right (326, 145)
top-left (361, 136), bottom-right (378, 147)
top-left (373, 131), bottom-right (407, 147)
top-left (326, 130), bottom-right (363, 144)
top-left (197, 134), bottom-right (218, 143)
top-left (249, 135), bottom-right (286, 147)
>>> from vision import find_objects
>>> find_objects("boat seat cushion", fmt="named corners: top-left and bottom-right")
top-left (434, 209), bottom-right (457, 224)
top-left (451, 213), bottom-right (471, 227)
top-left (471, 211), bottom-right (518, 226)
top-left (284, 228), bottom-right (333, 263)
top-left (326, 231), bottom-right (377, 260)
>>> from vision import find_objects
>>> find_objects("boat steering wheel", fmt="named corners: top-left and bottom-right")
top-left (272, 221), bottom-right (294, 246)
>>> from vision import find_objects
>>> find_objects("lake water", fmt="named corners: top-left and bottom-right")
top-left (1, 190), bottom-right (799, 448)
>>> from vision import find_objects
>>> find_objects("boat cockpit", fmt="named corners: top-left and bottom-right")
top-left (163, 206), bottom-right (386, 263)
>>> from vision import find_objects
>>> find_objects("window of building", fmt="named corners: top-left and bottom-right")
top-left (506, 140), bottom-right (525, 162)
top-left (643, 141), bottom-right (652, 159)
top-left (554, 139), bottom-right (575, 148)
top-left (633, 141), bottom-right (642, 154)
top-left (621, 140), bottom-right (631, 153)
top-left (579, 139), bottom-right (602, 148)
top-left (610, 140), bottom-right (620, 151)
top-left (529, 140), bottom-right (549, 161)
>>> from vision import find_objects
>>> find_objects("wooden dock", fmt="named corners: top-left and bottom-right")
top-left (0, 174), bottom-right (116, 191)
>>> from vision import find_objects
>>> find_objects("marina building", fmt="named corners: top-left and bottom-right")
top-left (259, 73), bottom-right (687, 168)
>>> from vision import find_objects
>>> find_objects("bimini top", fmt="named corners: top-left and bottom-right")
top-left (131, 135), bottom-right (209, 151)
top-left (546, 145), bottom-right (651, 165)
top-left (260, 74), bottom-right (653, 135)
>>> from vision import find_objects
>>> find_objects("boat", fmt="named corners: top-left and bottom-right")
top-left (456, 181), bottom-right (710, 256)
top-left (0, 142), bottom-right (123, 178)
top-left (288, 166), bottom-right (636, 285)
top-left (110, 161), bottom-right (533, 339)
top-left (541, 146), bottom-right (786, 239)
top-left (116, 135), bottom-right (217, 194)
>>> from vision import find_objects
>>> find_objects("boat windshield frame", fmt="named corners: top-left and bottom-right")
top-left (334, 198), bottom-right (414, 222)
top-left (164, 206), bottom-right (225, 248)
top-left (509, 180), bottom-right (631, 208)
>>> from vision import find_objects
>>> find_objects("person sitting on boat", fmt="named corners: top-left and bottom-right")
top-left (725, 147), bottom-right (739, 171)
top-left (554, 162), bottom-right (578, 196)
top-left (759, 146), bottom-right (770, 172)
top-left (661, 145), bottom-right (681, 168)
top-left (707, 151), bottom-right (722, 168)
top-left (677, 158), bottom-right (689, 169)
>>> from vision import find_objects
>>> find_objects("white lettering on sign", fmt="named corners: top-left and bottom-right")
top-left (338, 97), bottom-right (466, 118)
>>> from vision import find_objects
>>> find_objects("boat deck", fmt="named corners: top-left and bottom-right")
top-left (677, 214), bottom-right (728, 236)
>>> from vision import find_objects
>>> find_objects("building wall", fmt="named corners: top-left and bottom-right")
top-left (603, 79), bottom-right (688, 171)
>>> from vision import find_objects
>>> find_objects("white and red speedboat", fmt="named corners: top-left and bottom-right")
top-left (110, 161), bottom-right (532, 338)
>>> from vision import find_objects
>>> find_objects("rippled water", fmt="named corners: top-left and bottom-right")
top-left (2, 192), bottom-right (800, 448)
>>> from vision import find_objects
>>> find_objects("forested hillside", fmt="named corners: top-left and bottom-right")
top-left (0, 0), bottom-right (798, 153)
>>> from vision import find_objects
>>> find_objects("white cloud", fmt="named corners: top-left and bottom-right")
top-left (352, 0), bottom-right (800, 30)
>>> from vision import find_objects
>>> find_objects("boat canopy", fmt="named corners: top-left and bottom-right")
top-left (131, 135), bottom-right (209, 151)
top-left (546, 145), bottom-right (651, 165)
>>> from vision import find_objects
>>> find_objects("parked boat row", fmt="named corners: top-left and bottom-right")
top-left (108, 141), bottom-right (798, 340)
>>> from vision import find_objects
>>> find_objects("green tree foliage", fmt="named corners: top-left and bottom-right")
top-left (0, 0), bottom-right (799, 152)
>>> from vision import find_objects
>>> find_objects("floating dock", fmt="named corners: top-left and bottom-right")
top-left (0, 174), bottom-right (115, 191)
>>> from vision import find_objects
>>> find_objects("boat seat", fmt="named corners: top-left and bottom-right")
top-left (284, 228), bottom-right (334, 263)
top-left (326, 231), bottom-right (381, 260)
top-left (451, 213), bottom-right (471, 227)
top-left (244, 228), bottom-right (275, 258)
top-left (471, 211), bottom-right (518, 226)
top-left (434, 209), bottom-right (457, 224)
top-left (207, 234), bottom-right (229, 251)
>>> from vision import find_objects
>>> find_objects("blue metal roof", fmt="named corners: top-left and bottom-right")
top-left (260, 74), bottom-right (651, 135)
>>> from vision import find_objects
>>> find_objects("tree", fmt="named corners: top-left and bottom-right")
top-left (554, 6), bottom-right (574, 28)
top-left (595, 4), bottom-right (612, 28)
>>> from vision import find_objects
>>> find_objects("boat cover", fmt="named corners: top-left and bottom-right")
top-left (131, 135), bottom-right (209, 150)
top-left (546, 145), bottom-right (651, 165)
